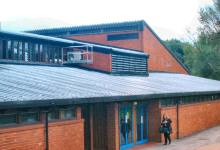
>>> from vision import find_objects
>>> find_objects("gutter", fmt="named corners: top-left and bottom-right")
top-left (0, 91), bottom-right (220, 109)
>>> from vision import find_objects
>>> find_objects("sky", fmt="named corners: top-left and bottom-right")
top-left (0, 0), bottom-right (213, 40)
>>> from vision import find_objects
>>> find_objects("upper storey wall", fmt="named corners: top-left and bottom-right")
top-left (66, 31), bottom-right (143, 51)
top-left (142, 26), bottom-right (188, 74)
top-left (65, 28), bottom-right (188, 74)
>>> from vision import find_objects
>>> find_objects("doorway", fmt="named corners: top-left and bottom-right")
top-left (136, 104), bottom-right (148, 144)
top-left (119, 104), bottom-right (134, 150)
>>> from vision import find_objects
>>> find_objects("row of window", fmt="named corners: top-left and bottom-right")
top-left (0, 39), bottom-right (62, 64)
top-left (160, 94), bottom-right (220, 107)
top-left (0, 108), bottom-right (76, 126)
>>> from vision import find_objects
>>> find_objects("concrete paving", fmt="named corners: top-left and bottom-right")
top-left (138, 126), bottom-right (220, 150)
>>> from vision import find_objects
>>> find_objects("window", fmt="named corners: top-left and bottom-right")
top-left (0, 114), bottom-right (17, 125)
top-left (29, 43), bottom-right (34, 61)
top-left (49, 46), bottom-right (54, 63)
top-left (35, 44), bottom-right (39, 62)
top-left (7, 40), bottom-right (12, 59)
top-left (48, 111), bottom-right (59, 121)
top-left (18, 42), bottom-right (23, 60)
top-left (0, 40), bottom-right (3, 59)
top-left (54, 47), bottom-right (58, 63)
top-left (13, 41), bottom-right (18, 60)
top-left (20, 112), bottom-right (39, 124)
top-left (24, 42), bottom-right (29, 62)
top-left (43, 45), bottom-right (49, 62)
top-left (39, 44), bottom-right (43, 62)
top-left (107, 33), bottom-right (139, 41)
top-left (60, 108), bottom-right (76, 120)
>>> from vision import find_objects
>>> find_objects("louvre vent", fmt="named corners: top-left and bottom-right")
top-left (111, 54), bottom-right (148, 76)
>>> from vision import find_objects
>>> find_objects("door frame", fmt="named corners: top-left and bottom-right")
top-left (119, 104), bottom-right (134, 150)
top-left (136, 104), bottom-right (148, 145)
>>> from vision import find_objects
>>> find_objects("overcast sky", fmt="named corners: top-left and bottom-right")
top-left (0, 0), bottom-right (213, 40)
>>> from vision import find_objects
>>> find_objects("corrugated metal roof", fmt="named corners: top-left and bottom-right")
top-left (27, 20), bottom-right (144, 35)
top-left (0, 64), bottom-right (220, 108)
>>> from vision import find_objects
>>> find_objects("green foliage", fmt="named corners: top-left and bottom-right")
top-left (164, 39), bottom-right (185, 63)
top-left (191, 0), bottom-right (220, 80)
top-left (166, 0), bottom-right (220, 80)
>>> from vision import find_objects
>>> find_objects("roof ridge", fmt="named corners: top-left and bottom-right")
top-left (26, 20), bottom-right (145, 33)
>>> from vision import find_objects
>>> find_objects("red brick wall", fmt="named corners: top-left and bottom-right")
top-left (142, 26), bottom-right (188, 74)
top-left (0, 124), bottom-right (45, 150)
top-left (49, 120), bottom-right (84, 150)
top-left (0, 119), bottom-right (84, 150)
top-left (160, 99), bottom-right (220, 141)
top-left (80, 52), bottom-right (112, 72)
top-left (178, 100), bottom-right (220, 137)
top-left (67, 31), bottom-right (143, 51)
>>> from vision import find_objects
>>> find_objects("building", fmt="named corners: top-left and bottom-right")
top-left (0, 20), bottom-right (220, 150)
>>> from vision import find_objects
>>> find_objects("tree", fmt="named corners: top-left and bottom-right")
top-left (183, 0), bottom-right (220, 80)
top-left (164, 39), bottom-right (185, 63)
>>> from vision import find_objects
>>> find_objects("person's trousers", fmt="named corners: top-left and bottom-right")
top-left (164, 132), bottom-right (171, 144)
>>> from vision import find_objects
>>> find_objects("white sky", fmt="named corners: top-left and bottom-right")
top-left (0, 0), bottom-right (213, 40)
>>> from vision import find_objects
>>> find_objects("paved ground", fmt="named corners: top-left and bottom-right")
top-left (133, 126), bottom-right (220, 150)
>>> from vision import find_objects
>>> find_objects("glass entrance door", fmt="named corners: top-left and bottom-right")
top-left (136, 104), bottom-right (148, 144)
top-left (119, 104), bottom-right (134, 149)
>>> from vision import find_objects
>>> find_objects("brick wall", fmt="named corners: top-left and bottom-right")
top-left (160, 99), bottom-right (220, 141)
top-left (80, 52), bottom-right (112, 72)
top-left (106, 103), bottom-right (120, 150)
top-left (0, 124), bottom-right (45, 150)
top-left (0, 119), bottom-right (84, 150)
top-left (48, 120), bottom-right (84, 150)
top-left (142, 26), bottom-right (188, 74)
top-left (67, 31), bottom-right (143, 51)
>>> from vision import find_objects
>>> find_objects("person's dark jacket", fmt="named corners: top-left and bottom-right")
top-left (161, 119), bottom-right (172, 134)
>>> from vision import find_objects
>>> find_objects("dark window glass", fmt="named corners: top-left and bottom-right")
top-left (107, 33), bottom-right (139, 41)
top-left (18, 42), bottom-right (23, 60)
top-left (35, 44), bottom-right (39, 62)
top-left (58, 48), bottom-right (62, 63)
top-left (20, 112), bottom-right (39, 124)
top-left (39, 44), bottom-right (43, 62)
top-left (0, 114), bottom-right (17, 125)
top-left (0, 40), bottom-right (3, 59)
top-left (2, 40), bottom-right (7, 59)
top-left (7, 40), bottom-right (12, 59)
top-left (49, 47), bottom-right (54, 63)
top-left (43, 45), bottom-right (49, 62)
top-left (54, 47), bottom-right (58, 63)
top-left (24, 42), bottom-right (29, 62)
top-left (29, 43), bottom-right (34, 61)
top-left (60, 108), bottom-right (76, 120)
top-left (13, 41), bottom-right (18, 60)
top-left (48, 111), bottom-right (59, 121)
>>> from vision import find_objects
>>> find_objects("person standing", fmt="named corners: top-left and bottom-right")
top-left (161, 114), bottom-right (172, 145)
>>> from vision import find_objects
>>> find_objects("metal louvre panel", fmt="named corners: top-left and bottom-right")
top-left (112, 54), bottom-right (147, 75)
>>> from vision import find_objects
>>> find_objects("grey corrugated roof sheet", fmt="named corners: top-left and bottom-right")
top-left (0, 64), bottom-right (220, 108)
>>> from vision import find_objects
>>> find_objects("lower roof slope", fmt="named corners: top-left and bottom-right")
top-left (0, 64), bottom-right (220, 108)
